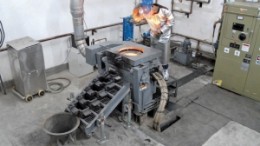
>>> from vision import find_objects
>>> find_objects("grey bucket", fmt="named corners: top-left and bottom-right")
top-left (43, 112), bottom-right (80, 145)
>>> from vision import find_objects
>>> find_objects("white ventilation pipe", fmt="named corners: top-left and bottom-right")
top-left (70, 0), bottom-right (87, 57)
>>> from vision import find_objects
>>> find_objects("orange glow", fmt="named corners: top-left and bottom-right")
top-left (146, 14), bottom-right (161, 32)
top-left (132, 7), bottom-right (144, 23)
top-left (132, 7), bottom-right (161, 34)
top-left (118, 47), bottom-right (144, 57)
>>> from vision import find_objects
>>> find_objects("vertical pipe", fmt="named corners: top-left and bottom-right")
top-left (70, 0), bottom-right (87, 57)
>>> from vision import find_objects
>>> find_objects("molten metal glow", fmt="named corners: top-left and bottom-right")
top-left (118, 47), bottom-right (144, 57)
top-left (122, 52), bottom-right (139, 57)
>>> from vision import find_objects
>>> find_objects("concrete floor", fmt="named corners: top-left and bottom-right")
top-left (203, 121), bottom-right (260, 146)
top-left (0, 61), bottom-right (259, 146)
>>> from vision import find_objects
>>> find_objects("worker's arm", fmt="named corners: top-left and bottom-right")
top-left (160, 9), bottom-right (174, 34)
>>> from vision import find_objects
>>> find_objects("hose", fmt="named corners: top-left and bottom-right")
top-left (0, 21), bottom-right (5, 48)
top-left (152, 72), bottom-right (169, 132)
top-left (46, 77), bottom-right (71, 94)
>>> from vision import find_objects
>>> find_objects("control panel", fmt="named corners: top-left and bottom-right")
top-left (213, 2), bottom-right (260, 101)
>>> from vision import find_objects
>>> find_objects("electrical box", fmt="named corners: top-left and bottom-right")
top-left (7, 37), bottom-right (47, 101)
top-left (213, 2), bottom-right (260, 101)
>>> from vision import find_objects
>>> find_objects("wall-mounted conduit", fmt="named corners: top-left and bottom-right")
top-left (186, 0), bottom-right (211, 8)
top-left (172, 0), bottom-right (194, 18)
top-left (170, 0), bottom-right (211, 18)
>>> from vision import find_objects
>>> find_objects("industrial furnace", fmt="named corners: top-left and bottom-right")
top-left (66, 41), bottom-right (172, 139)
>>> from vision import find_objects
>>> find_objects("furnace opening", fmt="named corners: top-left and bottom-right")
top-left (118, 47), bottom-right (144, 57)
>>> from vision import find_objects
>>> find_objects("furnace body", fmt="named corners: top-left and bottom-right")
top-left (66, 42), bottom-right (164, 135)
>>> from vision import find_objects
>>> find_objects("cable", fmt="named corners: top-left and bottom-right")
top-left (0, 22), bottom-right (3, 47)
top-left (0, 29), bottom-right (3, 47)
top-left (83, 12), bottom-right (88, 29)
top-left (46, 77), bottom-right (71, 94)
top-left (0, 21), bottom-right (5, 48)
top-left (63, 38), bottom-right (73, 64)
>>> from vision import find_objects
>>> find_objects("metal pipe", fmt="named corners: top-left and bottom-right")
top-left (186, 0), bottom-right (211, 4)
top-left (91, 38), bottom-right (107, 45)
top-left (39, 22), bottom-right (122, 42)
top-left (172, 0), bottom-right (194, 17)
top-left (0, 22), bottom-right (123, 52)
top-left (126, 95), bottom-right (132, 128)
top-left (39, 34), bottom-right (72, 42)
top-left (213, 19), bottom-right (222, 37)
top-left (97, 114), bottom-right (107, 144)
top-left (196, 41), bottom-right (201, 52)
top-left (172, 32), bottom-right (213, 45)
top-left (70, 0), bottom-right (87, 57)
top-left (70, 0), bottom-right (85, 41)
top-left (85, 22), bottom-right (122, 33)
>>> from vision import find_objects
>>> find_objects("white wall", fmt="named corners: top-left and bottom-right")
top-left (0, 0), bottom-right (134, 44)
top-left (0, 0), bottom-right (244, 82)
top-left (157, 0), bottom-right (224, 53)
top-left (0, 0), bottom-right (134, 82)
top-left (132, 0), bottom-right (225, 53)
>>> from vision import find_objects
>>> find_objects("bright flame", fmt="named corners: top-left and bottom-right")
top-left (145, 15), bottom-right (161, 33)
top-left (132, 7), bottom-right (145, 22)
top-left (132, 6), bottom-right (161, 34)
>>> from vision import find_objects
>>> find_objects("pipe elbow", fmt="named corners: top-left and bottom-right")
top-left (76, 40), bottom-right (87, 56)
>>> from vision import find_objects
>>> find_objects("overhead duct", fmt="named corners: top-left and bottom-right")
top-left (70, 0), bottom-right (87, 57)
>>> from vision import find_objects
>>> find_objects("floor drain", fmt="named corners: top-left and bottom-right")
top-left (160, 116), bottom-right (181, 132)
top-left (144, 139), bottom-right (151, 143)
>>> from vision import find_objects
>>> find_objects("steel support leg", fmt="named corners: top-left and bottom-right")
top-left (97, 114), bottom-right (108, 144)
top-left (124, 93), bottom-right (132, 129)
top-left (126, 98), bottom-right (132, 128)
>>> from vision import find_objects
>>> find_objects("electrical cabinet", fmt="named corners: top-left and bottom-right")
top-left (213, 2), bottom-right (260, 101)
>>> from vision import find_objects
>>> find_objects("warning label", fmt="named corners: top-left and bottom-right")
top-left (256, 55), bottom-right (260, 65)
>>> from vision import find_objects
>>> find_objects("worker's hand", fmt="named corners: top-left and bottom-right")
top-left (152, 29), bottom-right (162, 35)
top-left (133, 19), bottom-right (147, 26)
top-left (151, 30), bottom-right (162, 36)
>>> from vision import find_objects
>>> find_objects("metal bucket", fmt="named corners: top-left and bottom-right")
top-left (43, 112), bottom-right (80, 145)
